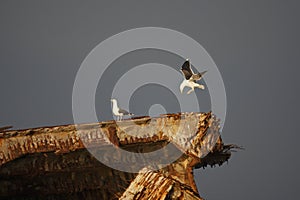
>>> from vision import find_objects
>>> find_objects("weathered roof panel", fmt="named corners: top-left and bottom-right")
top-left (0, 112), bottom-right (237, 199)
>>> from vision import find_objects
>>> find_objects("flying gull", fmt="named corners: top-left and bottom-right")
top-left (111, 98), bottom-right (134, 121)
top-left (179, 59), bottom-right (207, 94)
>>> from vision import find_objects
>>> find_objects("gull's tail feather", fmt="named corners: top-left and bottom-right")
top-left (199, 70), bottom-right (208, 76)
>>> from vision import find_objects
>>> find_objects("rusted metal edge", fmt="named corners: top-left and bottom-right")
top-left (0, 112), bottom-right (209, 165)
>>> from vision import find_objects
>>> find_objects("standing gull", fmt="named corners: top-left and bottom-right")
top-left (111, 99), bottom-right (134, 121)
top-left (179, 59), bottom-right (207, 94)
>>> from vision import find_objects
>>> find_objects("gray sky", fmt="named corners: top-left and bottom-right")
top-left (0, 1), bottom-right (299, 199)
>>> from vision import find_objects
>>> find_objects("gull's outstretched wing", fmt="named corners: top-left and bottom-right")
top-left (180, 60), bottom-right (193, 80)
top-left (191, 70), bottom-right (208, 81)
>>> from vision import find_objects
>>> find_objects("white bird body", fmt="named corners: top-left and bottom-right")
top-left (180, 79), bottom-right (205, 94)
top-left (111, 99), bottom-right (121, 116)
top-left (179, 59), bottom-right (206, 94)
top-left (111, 99), bottom-right (133, 121)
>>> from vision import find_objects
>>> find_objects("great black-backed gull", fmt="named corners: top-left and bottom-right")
top-left (180, 59), bottom-right (207, 94)
top-left (110, 99), bottom-right (134, 121)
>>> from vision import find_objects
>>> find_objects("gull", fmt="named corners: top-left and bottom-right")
top-left (110, 99), bottom-right (134, 121)
top-left (179, 59), bottom-right (207, 94)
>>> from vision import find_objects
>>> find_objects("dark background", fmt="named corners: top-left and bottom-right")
top-left (0, 1), bottom-right (299, 199)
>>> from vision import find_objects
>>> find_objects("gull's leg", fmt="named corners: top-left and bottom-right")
top-left (196, 84), bottom-right (205, 90)
top-left (187, 88), bottom-right (194, 94)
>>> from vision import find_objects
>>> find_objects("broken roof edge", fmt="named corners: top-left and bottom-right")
top-left (0, 112), bottom-right (236, 167)
top-left (0, 112), bottom-right (240, 199)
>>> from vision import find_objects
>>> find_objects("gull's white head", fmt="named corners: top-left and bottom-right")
top-left (180, 80), bottom-right (188, 94)
top-left (180, 86), bottom-right (184, 93)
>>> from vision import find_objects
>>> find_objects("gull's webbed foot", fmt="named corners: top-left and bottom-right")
top-left (199, 85), bottom-right (205, 90)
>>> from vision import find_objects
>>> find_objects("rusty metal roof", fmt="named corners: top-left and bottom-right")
top-left (0, 112), bottom-right (237, 199)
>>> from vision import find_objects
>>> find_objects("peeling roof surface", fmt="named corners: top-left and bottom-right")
top-left (0, 112), bottom-right (235, 199)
